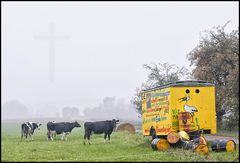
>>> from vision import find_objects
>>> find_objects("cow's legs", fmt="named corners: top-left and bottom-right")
top-left (51, 131), bottom-right (56, 141)
top-left (65, 132), bottom-right (69, 141)
top-left (61, 132), bottom-right (65, 140)
top-left (21, 130), bottom-right (24, 140)
top-left (47, 131), bottom-right (50, 140)
top-left (28, 132), bottom-right (33, 140)
top-left (84, 130), bottom-right (91, 144)
top-left (104, 133), bottom-right (107, 144)
top-left (50, 131), bottom-right (54, 141)
top-left (87, 131), bottom-right (91, 144)
top-left (47, 131), bottom-right (51, 140)
top-left (108, 134), bottom-right (110, 143)
top-left (27, 129), bottom-right (31, 139)
top-left (50, 131), bottom-right (53, 141)
top-left (84, 132), bottom-right (86, 144)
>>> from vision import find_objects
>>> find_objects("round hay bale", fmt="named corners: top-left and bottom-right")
top-left (116, 123), bottom-right (136, 134)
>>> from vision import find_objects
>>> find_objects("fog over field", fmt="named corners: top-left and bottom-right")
top-left (2, 2), bottom-right (238, 122)
top-left (2, 97), bottom-right (140, 122)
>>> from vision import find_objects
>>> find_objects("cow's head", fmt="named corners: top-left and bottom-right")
top-left (37, 123), bottom-right (42, 130)
top-left (112, 119), bottom-right (119, 128)
top-left (32, 122), bottom-right (42, 130)
top-left (74, 121), bottom-right (81, 127)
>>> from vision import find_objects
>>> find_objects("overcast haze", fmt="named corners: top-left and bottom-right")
top-left (1, 2), bottom-right (239, 119)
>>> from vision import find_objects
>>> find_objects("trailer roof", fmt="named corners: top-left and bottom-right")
top-left (142, 80), bottom-right (214, 92)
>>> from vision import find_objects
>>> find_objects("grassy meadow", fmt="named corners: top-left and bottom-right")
top-left (1, 120), bottom-right (239, 162)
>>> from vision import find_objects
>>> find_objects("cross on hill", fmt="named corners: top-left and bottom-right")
top-left (34, 22), bottom-right (69, 82)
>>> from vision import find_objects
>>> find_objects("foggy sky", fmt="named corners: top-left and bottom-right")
top-left (2, 2), bottom-right (239, 118)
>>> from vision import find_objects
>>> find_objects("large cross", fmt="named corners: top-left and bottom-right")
top-left (34, 22), bottom-right (69, 82)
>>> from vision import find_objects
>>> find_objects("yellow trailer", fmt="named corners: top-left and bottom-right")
top-left (141, 80), bottom-right (217, 137)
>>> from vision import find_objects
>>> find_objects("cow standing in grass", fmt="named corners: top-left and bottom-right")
top-left (84, 119), bottom-right (119, 144)
top-left (21, 122), bottom-right (42, 140)
top-left (47, 121), bottom-right (81, 141)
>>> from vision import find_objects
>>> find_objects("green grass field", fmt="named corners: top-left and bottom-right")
top-left (1, 121), bottom-right (239, 162)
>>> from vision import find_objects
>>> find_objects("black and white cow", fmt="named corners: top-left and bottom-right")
top-left (47, 121), bottom-right (81, 141)
top-left (83, 119), bottom-right (119, 144)
top-left (21, 122), bottom-right (42, 140)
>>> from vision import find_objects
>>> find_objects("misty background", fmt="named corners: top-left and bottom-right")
top-left (1, 2), bottom-right (238, 121)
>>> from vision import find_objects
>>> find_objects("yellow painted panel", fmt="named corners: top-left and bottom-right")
top-left (142, 83), bottom-right (216, 136)
top-left (142, 88), bottom-right (171, 136)
top-left (171, 86), bottom-right (216, 133)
